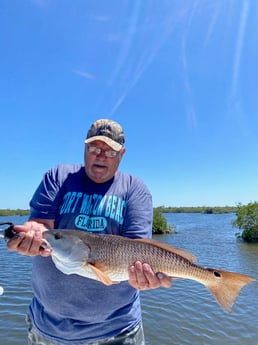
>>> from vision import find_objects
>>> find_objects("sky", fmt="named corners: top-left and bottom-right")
top-left (1, 0), bottom-right (258, 209)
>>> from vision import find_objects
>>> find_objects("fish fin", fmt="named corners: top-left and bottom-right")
top-left (135, 238), bottom-right (197, 263)
top-left (88, 263), bottom-right (115, 286)
top-left (205, 268), bottom-right (256, 313)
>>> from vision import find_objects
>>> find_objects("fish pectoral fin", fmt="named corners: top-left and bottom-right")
top-left (80, 260), bottom-right (88, 268)
top-left (135, 238), bottom-right (197, 263)
top-left (88, 263), bottom-right (114, 286)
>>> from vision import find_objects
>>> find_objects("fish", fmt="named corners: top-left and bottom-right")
top-left (0, 222), bottom-right (17, 240)
top-left (41, 229), bottom-right (256, 313)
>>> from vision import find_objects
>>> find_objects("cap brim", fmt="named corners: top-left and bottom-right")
top-left (85, 136), bottom-right (123, 151)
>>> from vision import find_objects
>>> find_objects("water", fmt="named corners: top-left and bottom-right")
top-left (142, 213), bottom-right (258, 345)
top-left (0, 216), bottom-right (32, 345)
top-left (0, 214), bottom-right (257, 345)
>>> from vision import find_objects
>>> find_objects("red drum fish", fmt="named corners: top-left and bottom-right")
top-left (41, 229), bottom-right (256, 313)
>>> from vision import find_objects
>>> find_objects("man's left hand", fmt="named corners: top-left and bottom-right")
top-left (128, 261), bottom-right (172, 290)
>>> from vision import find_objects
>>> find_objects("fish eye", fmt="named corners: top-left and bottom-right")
top-left (54, 232), bottom-right (62, 240)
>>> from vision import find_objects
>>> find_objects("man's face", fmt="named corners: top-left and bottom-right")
top-left (84, 140), bottom-right (126, 183)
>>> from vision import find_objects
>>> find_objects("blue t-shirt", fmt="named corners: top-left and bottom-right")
top-left (28, 164), bottom-right (153, 344)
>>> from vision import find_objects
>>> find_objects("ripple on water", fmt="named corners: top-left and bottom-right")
top-left (1, 214), bottom-right (257, 345)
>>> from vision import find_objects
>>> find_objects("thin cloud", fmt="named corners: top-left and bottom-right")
top-left (74, 70), bottom-right (96, 80)
top-left (204, 2), bottom-right (222, 47)
top-left (107, 2), bottom-right (179, 117)
top-left (231, 0), bottom-right (249, 100)
top-left (181, 3), bottom-right (198, 131)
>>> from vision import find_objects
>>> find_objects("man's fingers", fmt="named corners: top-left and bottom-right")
top-left (128, 262), bottom-right (150, 290)
top-left (128, 262), bottom-right (173, 290)
top-left (134, 262), bottom-right (152, 290)
top-left (129, 262), bottom-right (163, 290)
top-left (128, 265), bottom-right (138, 288)
top-left (141, 263), bottom-right (160, 289)
top-left (6, 233), bottom-right (26, 250)
top-left (156, 273), bottom-right (173, 288)
top-left (7, 230), bottom-right (46, 256)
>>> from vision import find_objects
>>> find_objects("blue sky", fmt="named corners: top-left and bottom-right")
top-left (1, 0), bottom-right (258, 209)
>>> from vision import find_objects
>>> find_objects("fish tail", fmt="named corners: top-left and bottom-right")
top-left (206, 269), bottom-right (256, 313)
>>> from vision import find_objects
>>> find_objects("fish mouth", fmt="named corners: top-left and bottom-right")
top-left (41, 238), bottom-right (52, 250)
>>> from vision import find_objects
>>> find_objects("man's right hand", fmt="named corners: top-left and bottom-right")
top-left (7, 221), bottom-right (51, 257)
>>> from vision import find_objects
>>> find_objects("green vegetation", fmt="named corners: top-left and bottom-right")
top-left (0, 206), bottom-right (237, 218)
top-left (0, 209), bottom-right (29, 216)
top-left (152, 205), bottom-right (236, 235)
top-left (2, 207), bottom-right (176, 235)
top-left (154, 206), bottom-right (237, 214)
top-left (0, 206), bottom-right (237, 238)
top-left (232, 202), bottom-right (258, 242)
top-left (152, 209), bottom-right (175, 234)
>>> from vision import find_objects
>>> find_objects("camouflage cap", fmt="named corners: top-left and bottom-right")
top-left (85, 119), bottom-right (125, 151)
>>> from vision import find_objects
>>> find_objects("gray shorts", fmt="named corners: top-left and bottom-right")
top-left (26, 314), bottom-right (145, 345)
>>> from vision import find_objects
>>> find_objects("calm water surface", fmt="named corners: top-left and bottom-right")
top-left (0, 214), bottom-right (257, 345)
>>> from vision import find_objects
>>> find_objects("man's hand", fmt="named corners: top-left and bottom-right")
top-left (6, 221), bottom-right (51, 257)
top-left (128, 261), bottom-right (172, 290)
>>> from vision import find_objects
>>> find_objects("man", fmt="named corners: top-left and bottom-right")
top-left (7, 119), bottom-right (172, 345)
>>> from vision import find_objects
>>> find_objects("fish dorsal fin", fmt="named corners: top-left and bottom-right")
top-left (134, 238), bottom-right (197, 263)
top-left (88, 263), bottom-right (119, 286)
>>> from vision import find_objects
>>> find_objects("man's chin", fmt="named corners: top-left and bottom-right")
top-left (89, 172), bottom-right (110, 183)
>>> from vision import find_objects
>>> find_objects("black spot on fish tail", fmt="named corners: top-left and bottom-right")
top-left (207, 268), bottom-right (222, 278)
top-left (213, 271), bottom-right (222, 278)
